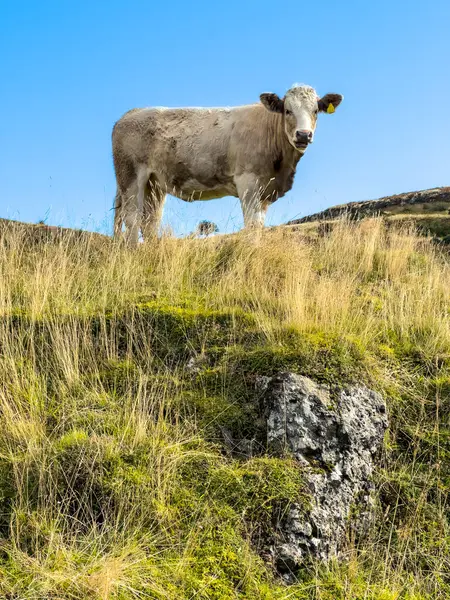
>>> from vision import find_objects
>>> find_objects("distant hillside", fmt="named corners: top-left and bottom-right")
top-left (288, 187), bottom-right (450, 241)
top-left (0, 217), bottom-right (106, 245)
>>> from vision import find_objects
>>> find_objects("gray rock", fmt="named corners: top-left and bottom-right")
top-left (263, 372), bottom-right (388, 573)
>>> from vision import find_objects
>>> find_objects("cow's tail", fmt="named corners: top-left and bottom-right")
top-left (113, 189), bottom-right (123, 238)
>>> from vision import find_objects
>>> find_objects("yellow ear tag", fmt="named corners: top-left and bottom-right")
top-left (327, 103), bottom-right (335, 114)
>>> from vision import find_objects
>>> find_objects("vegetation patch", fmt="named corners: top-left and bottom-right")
top-left (0, 220), bottom-right (449, 598)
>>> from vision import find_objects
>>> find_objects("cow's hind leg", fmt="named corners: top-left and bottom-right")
top-left (235, 174), bottom-right (269, 228)
top-left (142, 177), bottom-right (166, 241)
top-left (122, 166), bottom-right (149, 247)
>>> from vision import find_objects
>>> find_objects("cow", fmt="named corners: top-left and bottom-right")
top-left (112, 84), bottom-right (343, 244)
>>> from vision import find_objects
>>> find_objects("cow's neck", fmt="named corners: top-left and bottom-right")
top-left (276, 115), bottom-right (302, 167)
top-left (269, 113), bottom-right (302, 196)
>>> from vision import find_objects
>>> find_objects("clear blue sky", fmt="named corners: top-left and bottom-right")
top-left (1, 0), bottom-right (449, 235)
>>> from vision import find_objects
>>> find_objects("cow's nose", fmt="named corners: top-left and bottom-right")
top-left (295, 130), bottom-right (313, 144)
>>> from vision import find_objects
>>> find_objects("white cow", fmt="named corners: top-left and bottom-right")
top-left (112, 84), bottom-right (343, 244)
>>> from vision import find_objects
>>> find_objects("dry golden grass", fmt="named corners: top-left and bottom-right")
top-left (0, 218), bottom-right (449, 598)
top-left (1, 218), bottom-right (449, 347)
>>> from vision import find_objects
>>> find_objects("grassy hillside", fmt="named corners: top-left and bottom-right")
top-left (0, 219), bottom-right (449, 599)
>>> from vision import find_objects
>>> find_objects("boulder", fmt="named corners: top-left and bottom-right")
top-left (263, 373), bottom-right (388, 576)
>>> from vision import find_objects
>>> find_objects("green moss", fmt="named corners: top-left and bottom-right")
top-left (224, 330), bottom-right (367, 386)
top-left (181, 521), bottom-right (270, 600)
top-left (175, 454), bottom-right (307, 545)
top-left (130, 300), bottom-right (260, 357)
top-left (181, 388), bottom-right (258, 439)
top-left (56, 428), bottom-right (89, 449)
top-left (209, 457), bottom-right (309, 525)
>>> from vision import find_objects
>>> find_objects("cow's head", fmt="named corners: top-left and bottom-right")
top-left (260, 84), bottom-right (343, 152)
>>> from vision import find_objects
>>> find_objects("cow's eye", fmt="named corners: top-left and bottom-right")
top-left (285, 109), bottom-right (292, 116)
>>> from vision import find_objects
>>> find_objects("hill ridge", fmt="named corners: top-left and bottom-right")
top-left (288, 186), bottom-right (450, 224)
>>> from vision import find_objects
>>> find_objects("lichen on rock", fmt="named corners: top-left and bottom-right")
top-left (263, 372), bottom-right (388, 578)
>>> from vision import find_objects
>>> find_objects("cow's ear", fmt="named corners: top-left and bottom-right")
top-left (260, 93), bottom-right (284, 113)
top-left (318, 93), bottom-right (343, 114)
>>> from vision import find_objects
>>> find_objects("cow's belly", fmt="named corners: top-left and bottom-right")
top-left (171, 180), bottom-right (238, 202)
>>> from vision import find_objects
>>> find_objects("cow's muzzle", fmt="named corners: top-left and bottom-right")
top-left (294, 129), bottom-right (313, 149)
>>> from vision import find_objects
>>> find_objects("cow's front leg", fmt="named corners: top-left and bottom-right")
top-left (235, 174), bottom-right (269, 228)
top-left (122, 196), bottom-right (140, 247)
